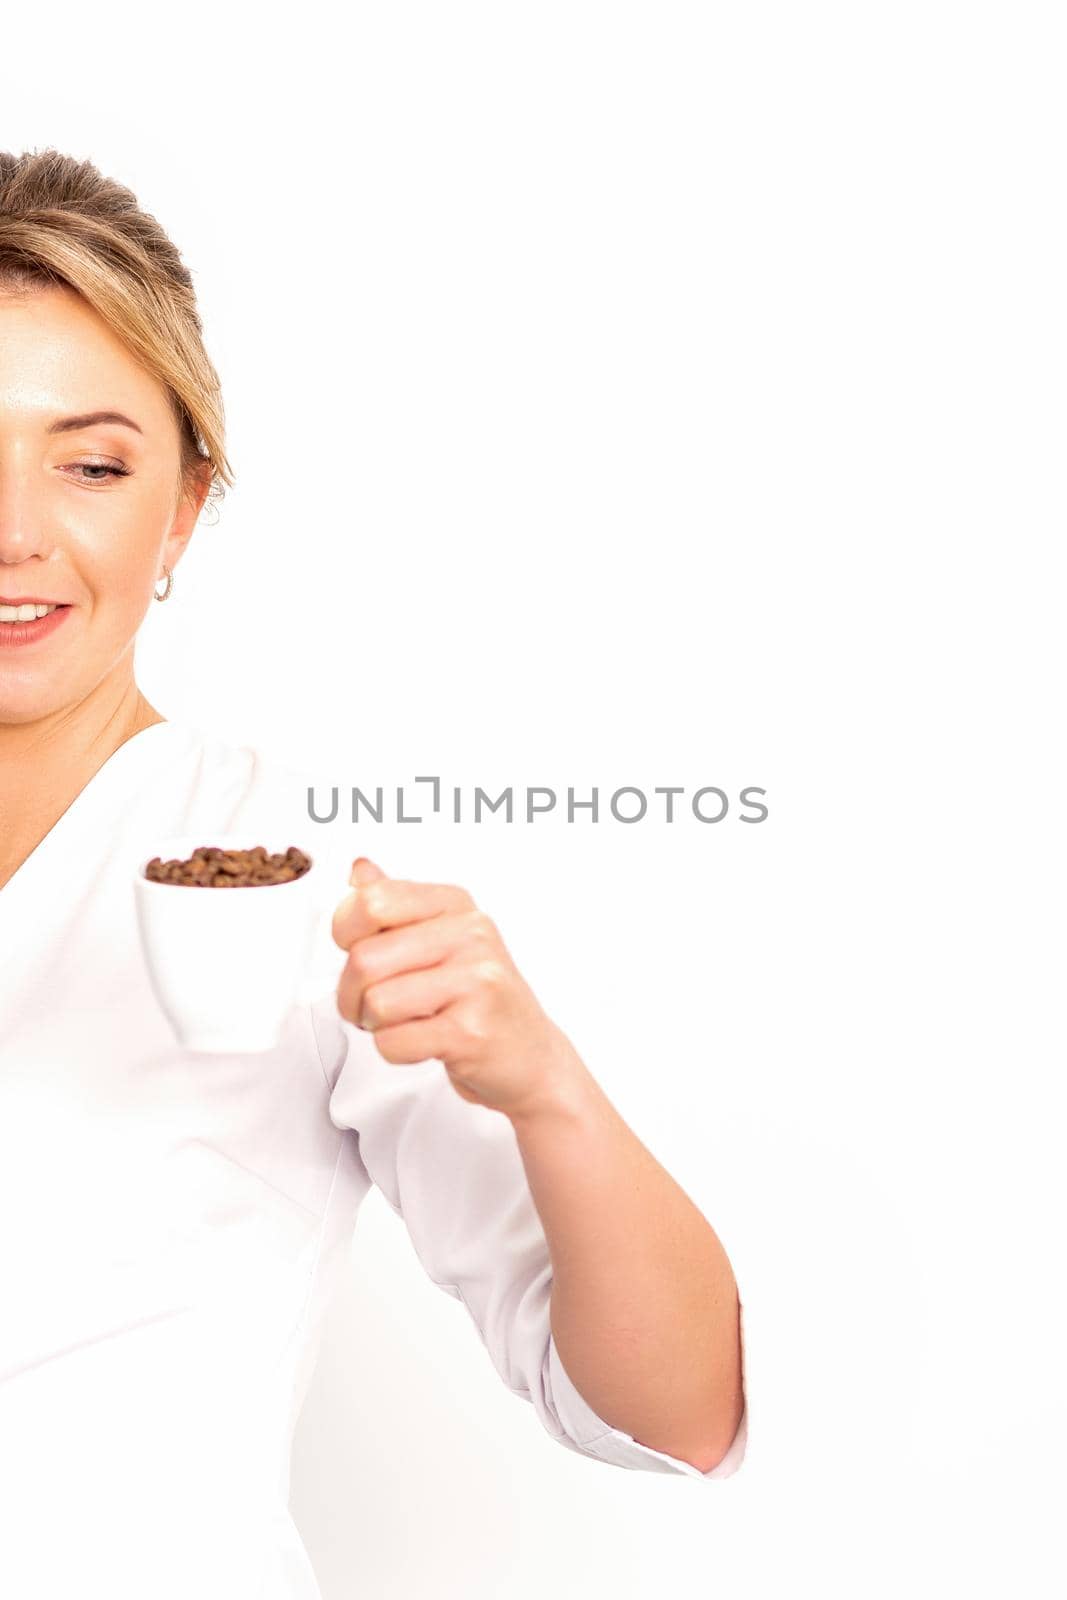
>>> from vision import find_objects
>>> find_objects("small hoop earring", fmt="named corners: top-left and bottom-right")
top-left (154, 565), bottom-right (174, 602)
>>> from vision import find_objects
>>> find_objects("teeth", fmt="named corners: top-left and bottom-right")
top-left (0, 603), bottom-right (59, 623)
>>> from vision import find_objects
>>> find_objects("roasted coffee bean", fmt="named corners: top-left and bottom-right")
top-left (143, 845), bottom-right (312, 887)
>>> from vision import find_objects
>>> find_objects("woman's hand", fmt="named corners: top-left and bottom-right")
top-left (330, 857), bottom-right (584, 1121)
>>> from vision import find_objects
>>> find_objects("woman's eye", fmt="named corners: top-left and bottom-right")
top-left (65, 461), bottom-right (132, 485)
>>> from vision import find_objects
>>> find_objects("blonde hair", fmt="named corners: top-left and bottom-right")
top-left (0, 146), bottom-right (234, 514)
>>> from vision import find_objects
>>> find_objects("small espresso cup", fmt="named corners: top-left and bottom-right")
top-left (133, 833), bottom-right (320, 1053)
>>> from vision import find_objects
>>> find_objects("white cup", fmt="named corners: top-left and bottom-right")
top-left (133, 833), bottom-right (321, 1053)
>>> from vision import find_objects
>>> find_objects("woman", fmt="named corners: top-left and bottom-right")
top-left (0, 149), bottom-right (746, 1598)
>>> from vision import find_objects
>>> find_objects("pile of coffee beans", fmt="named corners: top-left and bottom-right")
top-left (144, 845), bottom-right (312, 887)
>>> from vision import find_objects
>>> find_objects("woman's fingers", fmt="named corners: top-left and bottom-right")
top-left (349, 958), bottom-right (471, 1032)
top-left (332, 875), bottom-right (472, 951)
top-left (336, 910), bottom-right (491, 1027)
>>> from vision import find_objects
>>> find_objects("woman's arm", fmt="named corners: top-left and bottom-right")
top-left (510, 1035), bottom-right (745, 1475)
top-left (331, 854), bottom-right (745, 1474)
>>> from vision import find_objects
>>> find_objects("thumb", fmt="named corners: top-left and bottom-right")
top-left (349, 855), bottom-right (385, 889)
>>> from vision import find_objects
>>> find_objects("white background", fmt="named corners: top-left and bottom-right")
top-left (7, 3), bottom-right (1065, 1595)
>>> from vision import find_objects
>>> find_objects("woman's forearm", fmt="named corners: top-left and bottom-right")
top-left (509, 1035), bottom-right (744, 1473)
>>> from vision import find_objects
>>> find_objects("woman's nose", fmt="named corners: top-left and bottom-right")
top-left (0, 454), bottom-right (54, 564)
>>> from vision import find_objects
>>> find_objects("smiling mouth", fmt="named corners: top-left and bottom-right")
top-left (0, 603), bottom-right (73, 622)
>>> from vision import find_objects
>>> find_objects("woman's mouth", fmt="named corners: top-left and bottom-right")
top-left (0, 603), bottom-right (73, 648)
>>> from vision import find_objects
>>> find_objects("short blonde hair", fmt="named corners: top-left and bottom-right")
top-left (0, 146), bottom-right (234, 514)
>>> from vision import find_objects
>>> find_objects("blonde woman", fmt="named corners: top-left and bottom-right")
top-left (0, 148), bottom-right (746, 1599)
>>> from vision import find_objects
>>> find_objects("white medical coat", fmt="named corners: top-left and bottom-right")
top-left (0, 719), bottom-right (747, 1598)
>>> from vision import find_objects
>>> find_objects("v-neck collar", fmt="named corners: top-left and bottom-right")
top-left (0, 718), bottom-right (199, 913)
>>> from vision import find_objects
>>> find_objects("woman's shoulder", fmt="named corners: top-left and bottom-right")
top-left (166, 717), bottom-right (315, 825)
top-left (155, 715), bottom-right (301, 791)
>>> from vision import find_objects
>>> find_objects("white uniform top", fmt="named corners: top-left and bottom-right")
top-left (0, 719), bottom-right (747, 1599)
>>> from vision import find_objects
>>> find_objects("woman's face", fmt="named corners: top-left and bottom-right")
top-left (0, 283), bottom-right (208, 726)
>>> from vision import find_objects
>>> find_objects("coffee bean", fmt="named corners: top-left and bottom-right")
top-left (143, 846), bottom-right (311, 887)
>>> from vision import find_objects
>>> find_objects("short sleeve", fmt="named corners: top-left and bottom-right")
top-left (308, 991), bottom-right (748, 1480)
